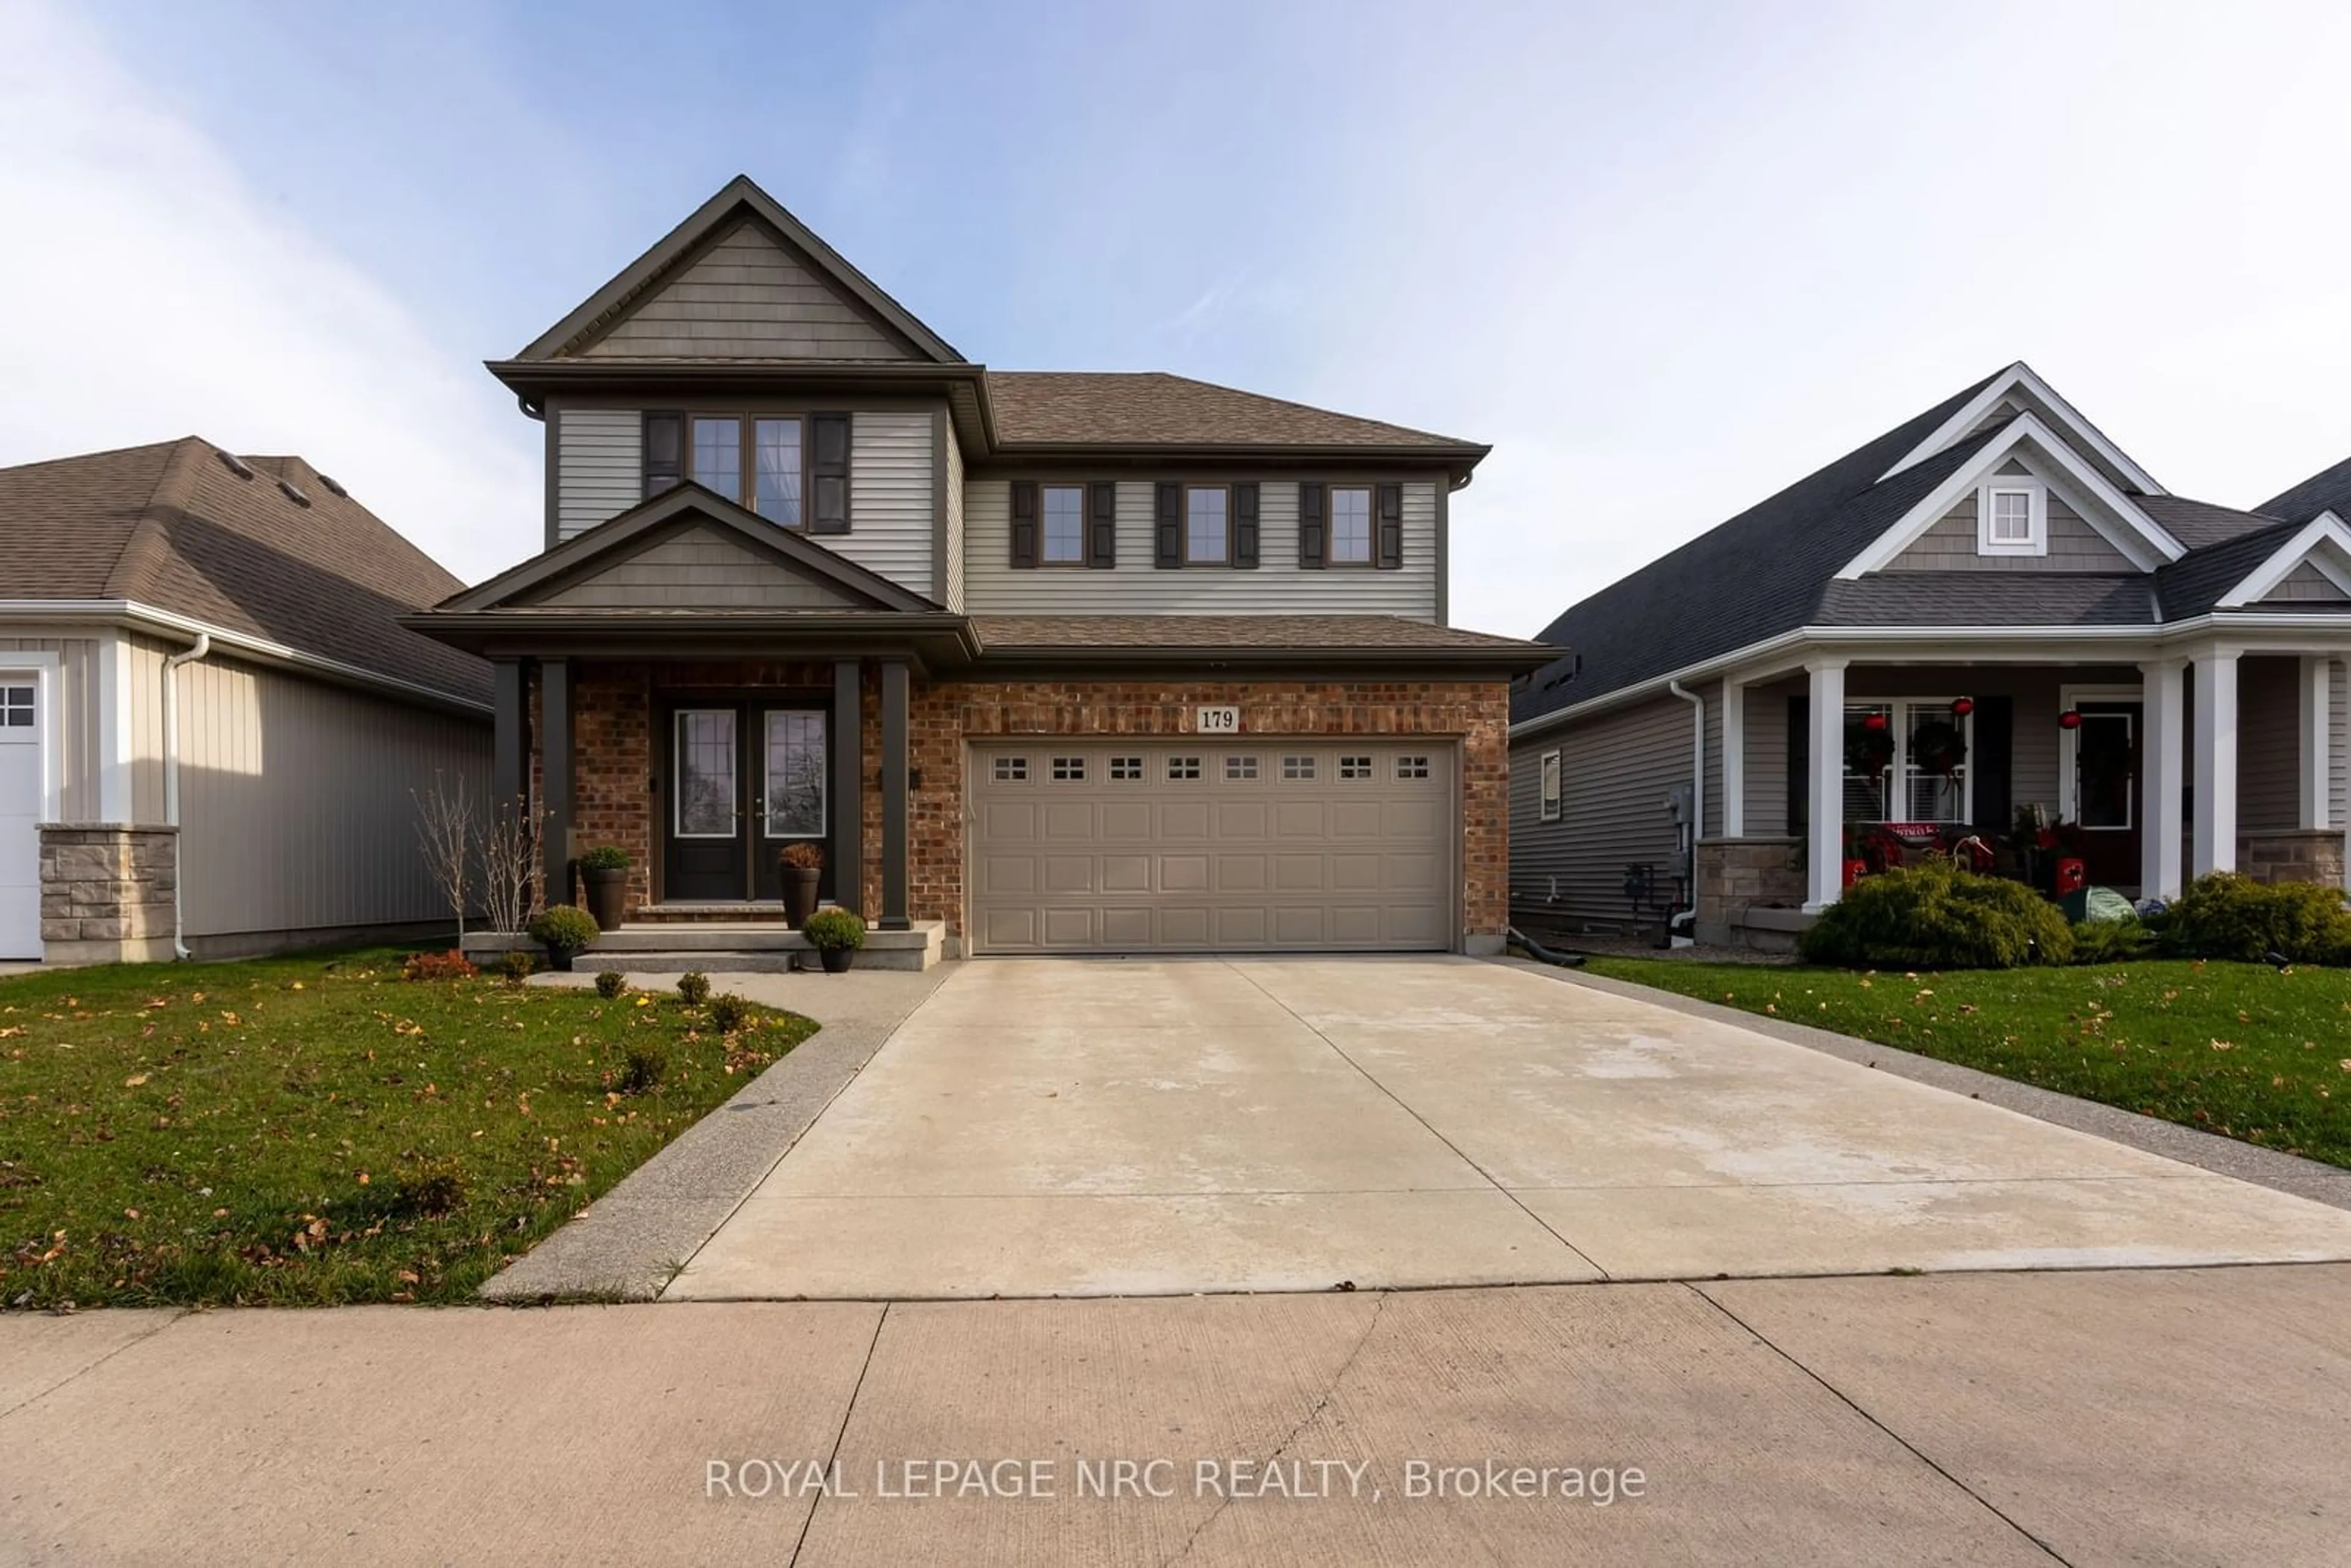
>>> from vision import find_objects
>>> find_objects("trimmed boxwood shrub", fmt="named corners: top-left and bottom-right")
top-left (527, 904), bottom-right (599, 953)
top-left (2159, 872), bottom-right (2351, 965)
top-left (1800, 860), bottom-right (2073, 970)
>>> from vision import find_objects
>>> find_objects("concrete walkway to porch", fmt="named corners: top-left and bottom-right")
top-left (663, 955), bottom-right (2351, 1299)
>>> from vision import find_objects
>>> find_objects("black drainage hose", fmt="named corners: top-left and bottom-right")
top-left (1507, 925), bottom-right (1587, 967)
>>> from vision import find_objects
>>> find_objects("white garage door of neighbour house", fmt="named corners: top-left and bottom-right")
top-left (969, 739), bottom-right (1455, 953)
top-left (0, 678), bottom-right (42, 959)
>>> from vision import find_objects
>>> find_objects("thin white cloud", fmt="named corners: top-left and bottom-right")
top-left (0, 0), bottom-right (538, 584)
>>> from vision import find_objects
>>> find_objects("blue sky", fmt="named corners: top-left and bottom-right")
top-left (5, 0), bottom-right (2349, 635)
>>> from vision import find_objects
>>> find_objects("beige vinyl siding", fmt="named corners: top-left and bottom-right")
top-left (961, 478), bottom-right (1440, 619)
top-left (1698, 678), bottom-right (1722, 834)
top-left (126, 634), bottom-right (172, 823)
top-left (172, 656), bottom-right (489, 939)
top-left (1887, 492), bottom-right (2135, 572)
top-left (942, 419), bottom-right (966, 612)
top-left (2265, 562), bottom-right (2350, 602)
top-left (1510, 697), bottom-right (1688, 928)
top-left (580, 219), bottom-right (914, 361)
top-left (1742, 675), bottom-right (1799, 833)
top-left (0, 634), bottom-right (100, 821)
top-left (834, 411), bottom-right (935, 598)
top-left (2239, 656), bottom-right (2300, 831)
top-left (556, 407), bottom-right (642, 541)
top-left (536, 526), bottom-right (864, 610)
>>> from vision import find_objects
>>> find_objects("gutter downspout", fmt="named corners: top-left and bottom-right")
top-left (163, 632), bottom-right (211, 960)
top-left (1667, 680), bottom-right (1705, 931)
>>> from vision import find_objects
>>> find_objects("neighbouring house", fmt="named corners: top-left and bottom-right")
top-left (0, 440), bottom-right (492, 963)
top-left (1510, 362), bottom-right (2351, 951)
top-left (405, 176), bottom-right (1551, 966)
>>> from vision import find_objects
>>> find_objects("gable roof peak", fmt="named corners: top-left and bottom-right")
top-left (1877, 361), bottom-right (2165, 497)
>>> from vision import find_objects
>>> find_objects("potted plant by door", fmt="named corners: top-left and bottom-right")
top-left (800, 907), bottom-right (865, 973)
top-left (527, 904), bottom-right (599, 973)
top-left (578, 845), bottom-right (630, 933)
top-left (778, 841), bottom-right (824, 928)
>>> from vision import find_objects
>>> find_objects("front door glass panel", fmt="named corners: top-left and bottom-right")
top-left (763, 711), bottom-right (827, 839)
top-left (675, 709), bottom-right (738, 838)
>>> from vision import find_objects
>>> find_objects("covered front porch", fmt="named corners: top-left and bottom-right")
top-left (1697, 642), bottom-right (2349, 947)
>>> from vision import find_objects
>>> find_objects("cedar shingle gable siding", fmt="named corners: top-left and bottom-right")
top-left (577, 219), bottom-right (921, 362)
top-left (1886, 491), bottom-right (2135, 572)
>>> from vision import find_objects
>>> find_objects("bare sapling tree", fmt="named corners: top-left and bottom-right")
top-left (412, 772), bottom-right (476, 939)
top-left (481, 793), bottom-right (545, 934)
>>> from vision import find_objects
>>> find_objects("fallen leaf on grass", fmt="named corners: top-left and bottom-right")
top-left (123, 1073), bottom-right (149, 1087)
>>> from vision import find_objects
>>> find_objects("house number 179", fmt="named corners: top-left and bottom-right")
top-left (1196, 705), bottom-right (1241, 733)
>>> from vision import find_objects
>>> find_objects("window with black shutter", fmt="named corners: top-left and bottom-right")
top-left (1010, 481), bottom-right (1038, 568)
top-left (1087, 481), bottom-right (1117, 568)
top-left (1375, 482), bottom-right (1404, 570)
top-left (810, 413), bottom-right (850, 534)
top-left (1232, 482), bottom-right (1259, 569)
top-left (1298, 481), bottom-right (1327, 568)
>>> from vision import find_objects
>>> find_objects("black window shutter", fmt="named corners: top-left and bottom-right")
top-left (1299, 482), bottom-right (1327, 569)
top-left (1087, 481), bottom-right (1117, 569)
top-left (1375, 482), bottom-right (1404, 570)
top-left (1787, 695), bottom-right (1809, 836)
top-left (1232, 482), bottom-right (1260, 569)
top-left (1010, 481), bottom-right (1038, 568)
top-left (811, 414), bottom-right (851, 534)
top-left (1971, 696), bottom-right (2013, 832)
top-left (1153, 482), bottom-right (1181, 568)
top-left (643, 412), bottom-right (684, 497)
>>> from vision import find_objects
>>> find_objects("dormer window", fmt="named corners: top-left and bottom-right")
top-left (1979, 480), bottom-right (2045, 556)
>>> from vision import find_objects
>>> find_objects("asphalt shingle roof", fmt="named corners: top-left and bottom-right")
top-left (2151, 517), bottom-right (2304, 620)
top-left (983, 372), bottom-right (1480, 452)
top-left (2135, 494), bottom-right (2285, 550)
top-left (2257, 454), bottom-right (2351, 525)
top-left (0, 438), bottom-right (490, 705)
top-left (1817, 574), bottom-right (2159, 626)
top-left (970, 613), bottom-right (1545, 655)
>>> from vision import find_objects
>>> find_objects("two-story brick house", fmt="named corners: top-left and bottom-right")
top-left (410, 177), bottom-right (1551, 961)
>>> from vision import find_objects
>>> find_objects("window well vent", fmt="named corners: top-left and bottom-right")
top-left (216, 450), bottom-right (255, 481)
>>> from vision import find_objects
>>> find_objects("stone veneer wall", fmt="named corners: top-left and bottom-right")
top-left (2237, 830), bottom-right (2348, 891)
top-left (1694, 836), bottom-right (1807, 945)
top-left (548, 665), bottom-right (1511, 947)
top-left (40, 825), bottom-right (178, 963)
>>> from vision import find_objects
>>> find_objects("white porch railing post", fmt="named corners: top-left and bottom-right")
top-left (2191, 648), bottom-right (2239, 877)
top-left (1805, 660), bottom-right (1847, 912)
top-left (2301, 655), bottom-right (2332, 831)
top-left (2139, 658), bottom-right (2185, 899)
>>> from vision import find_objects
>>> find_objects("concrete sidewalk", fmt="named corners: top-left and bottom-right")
top-left (5, 1266), bottom-right (2346, 1565)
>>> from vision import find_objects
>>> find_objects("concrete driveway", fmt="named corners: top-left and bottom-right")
top-left (667, 956), bottom-right (2351, 1299)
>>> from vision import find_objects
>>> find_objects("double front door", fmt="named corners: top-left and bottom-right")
top-left (663, 702), bottom-right (831, 902)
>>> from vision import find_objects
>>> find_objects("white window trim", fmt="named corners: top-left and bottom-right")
top-left (2057, 682), bottom-right (2145, 827)
top-left (1843, 697), bottom-right (1974, 826)
top-left (1539, 748), bottom-right (1562, 822)
top-left (1977, 479), bottom-right (2047, 557)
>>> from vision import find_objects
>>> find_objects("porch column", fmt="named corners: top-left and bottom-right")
top-left (830, 660), bottom-right (863, 912)
top-left (1721, 675), bottom-right (1745, 838)
top-left (2192, 648), bottom-right (2238, 877)
top-left (540, 657), bottom-right (572, 907)
top-left (2139, 658), bottom-right (2185, 898)
top-left (491, 658), bottom-right (526, 811)
top-left (879, 659), bottom-right (910, 931)
top-left (2301, 655), bottom-right (2333, 830)
top-left (1804, 659), bottom-right (1847, 911)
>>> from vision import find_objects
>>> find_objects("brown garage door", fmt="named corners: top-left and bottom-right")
top-left (969, 739), bottom-right (1455, 953)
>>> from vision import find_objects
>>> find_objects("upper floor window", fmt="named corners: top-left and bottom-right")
top-left (1042, 485), bottom-right (1086, 565)
top-left (1185, 487), bottom-right (1229, 564)
top-left (1978, 480), bottom-right (2045, 557)
top-left (1329, 487), bottom-right (1373, 565)
top-left (644, 411), bottom-right (844, 532)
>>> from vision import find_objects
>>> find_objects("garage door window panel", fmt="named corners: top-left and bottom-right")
top-left (1225, 755), bottom-right (1259, 781)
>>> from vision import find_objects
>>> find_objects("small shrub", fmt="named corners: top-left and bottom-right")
top-left (2161, 872), bottom-right (2351, 965)
top-left (577, 844), bottom-right (629, 872)
top-left (676, 970), bottom-right (711, 1007)
top-left (2069, 917), bottom-right (2156, 966)
top-left (801, 907), bottom-right (866, 951)
top-left (708, 992), bottom-right (752, 1033)
top-left (618, 1043), bottom-right (668, 1095)
top-left (402, 949), bottom-right (478, 983)
top-left (391, 1155), bottom-right (468, 1218)
top-left (498, 950), bottom-right (536, 983)
top-left (594, 970), bottom-right (627, 1000)
top-left (781, 841), bottom-right (825, 869)
top-left (528, 904), bottom-right (599, 953)
top-left (1801, 860), bottom-right (2073, 970)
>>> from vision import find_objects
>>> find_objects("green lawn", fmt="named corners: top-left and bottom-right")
top-left (1584, 957), bottom-right (2351, 1169)
top-left (0, 949), bottom-right (815, 1309)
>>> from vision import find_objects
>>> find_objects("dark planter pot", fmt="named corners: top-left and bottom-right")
top-left (581, 866), bottom-right (629, 933)
top-left (817, 945), bottom-right (855, 974)
top-left (780, 866), bottom-right (822, 929)
top-left (546, 947), bottom-right (577, 973)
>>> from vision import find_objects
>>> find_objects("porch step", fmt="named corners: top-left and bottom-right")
top-left (460, 920), bottom-right (945, 972)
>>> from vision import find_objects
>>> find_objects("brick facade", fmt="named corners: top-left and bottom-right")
top-left (1693, 835), bottom-right (1808, 948)
top-left (39, 825), bottom-right (178, 964)
top-left (2238, 830), bottom-right (2349, 891)
top-left (535, 661), bottom-right (1511, 946)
